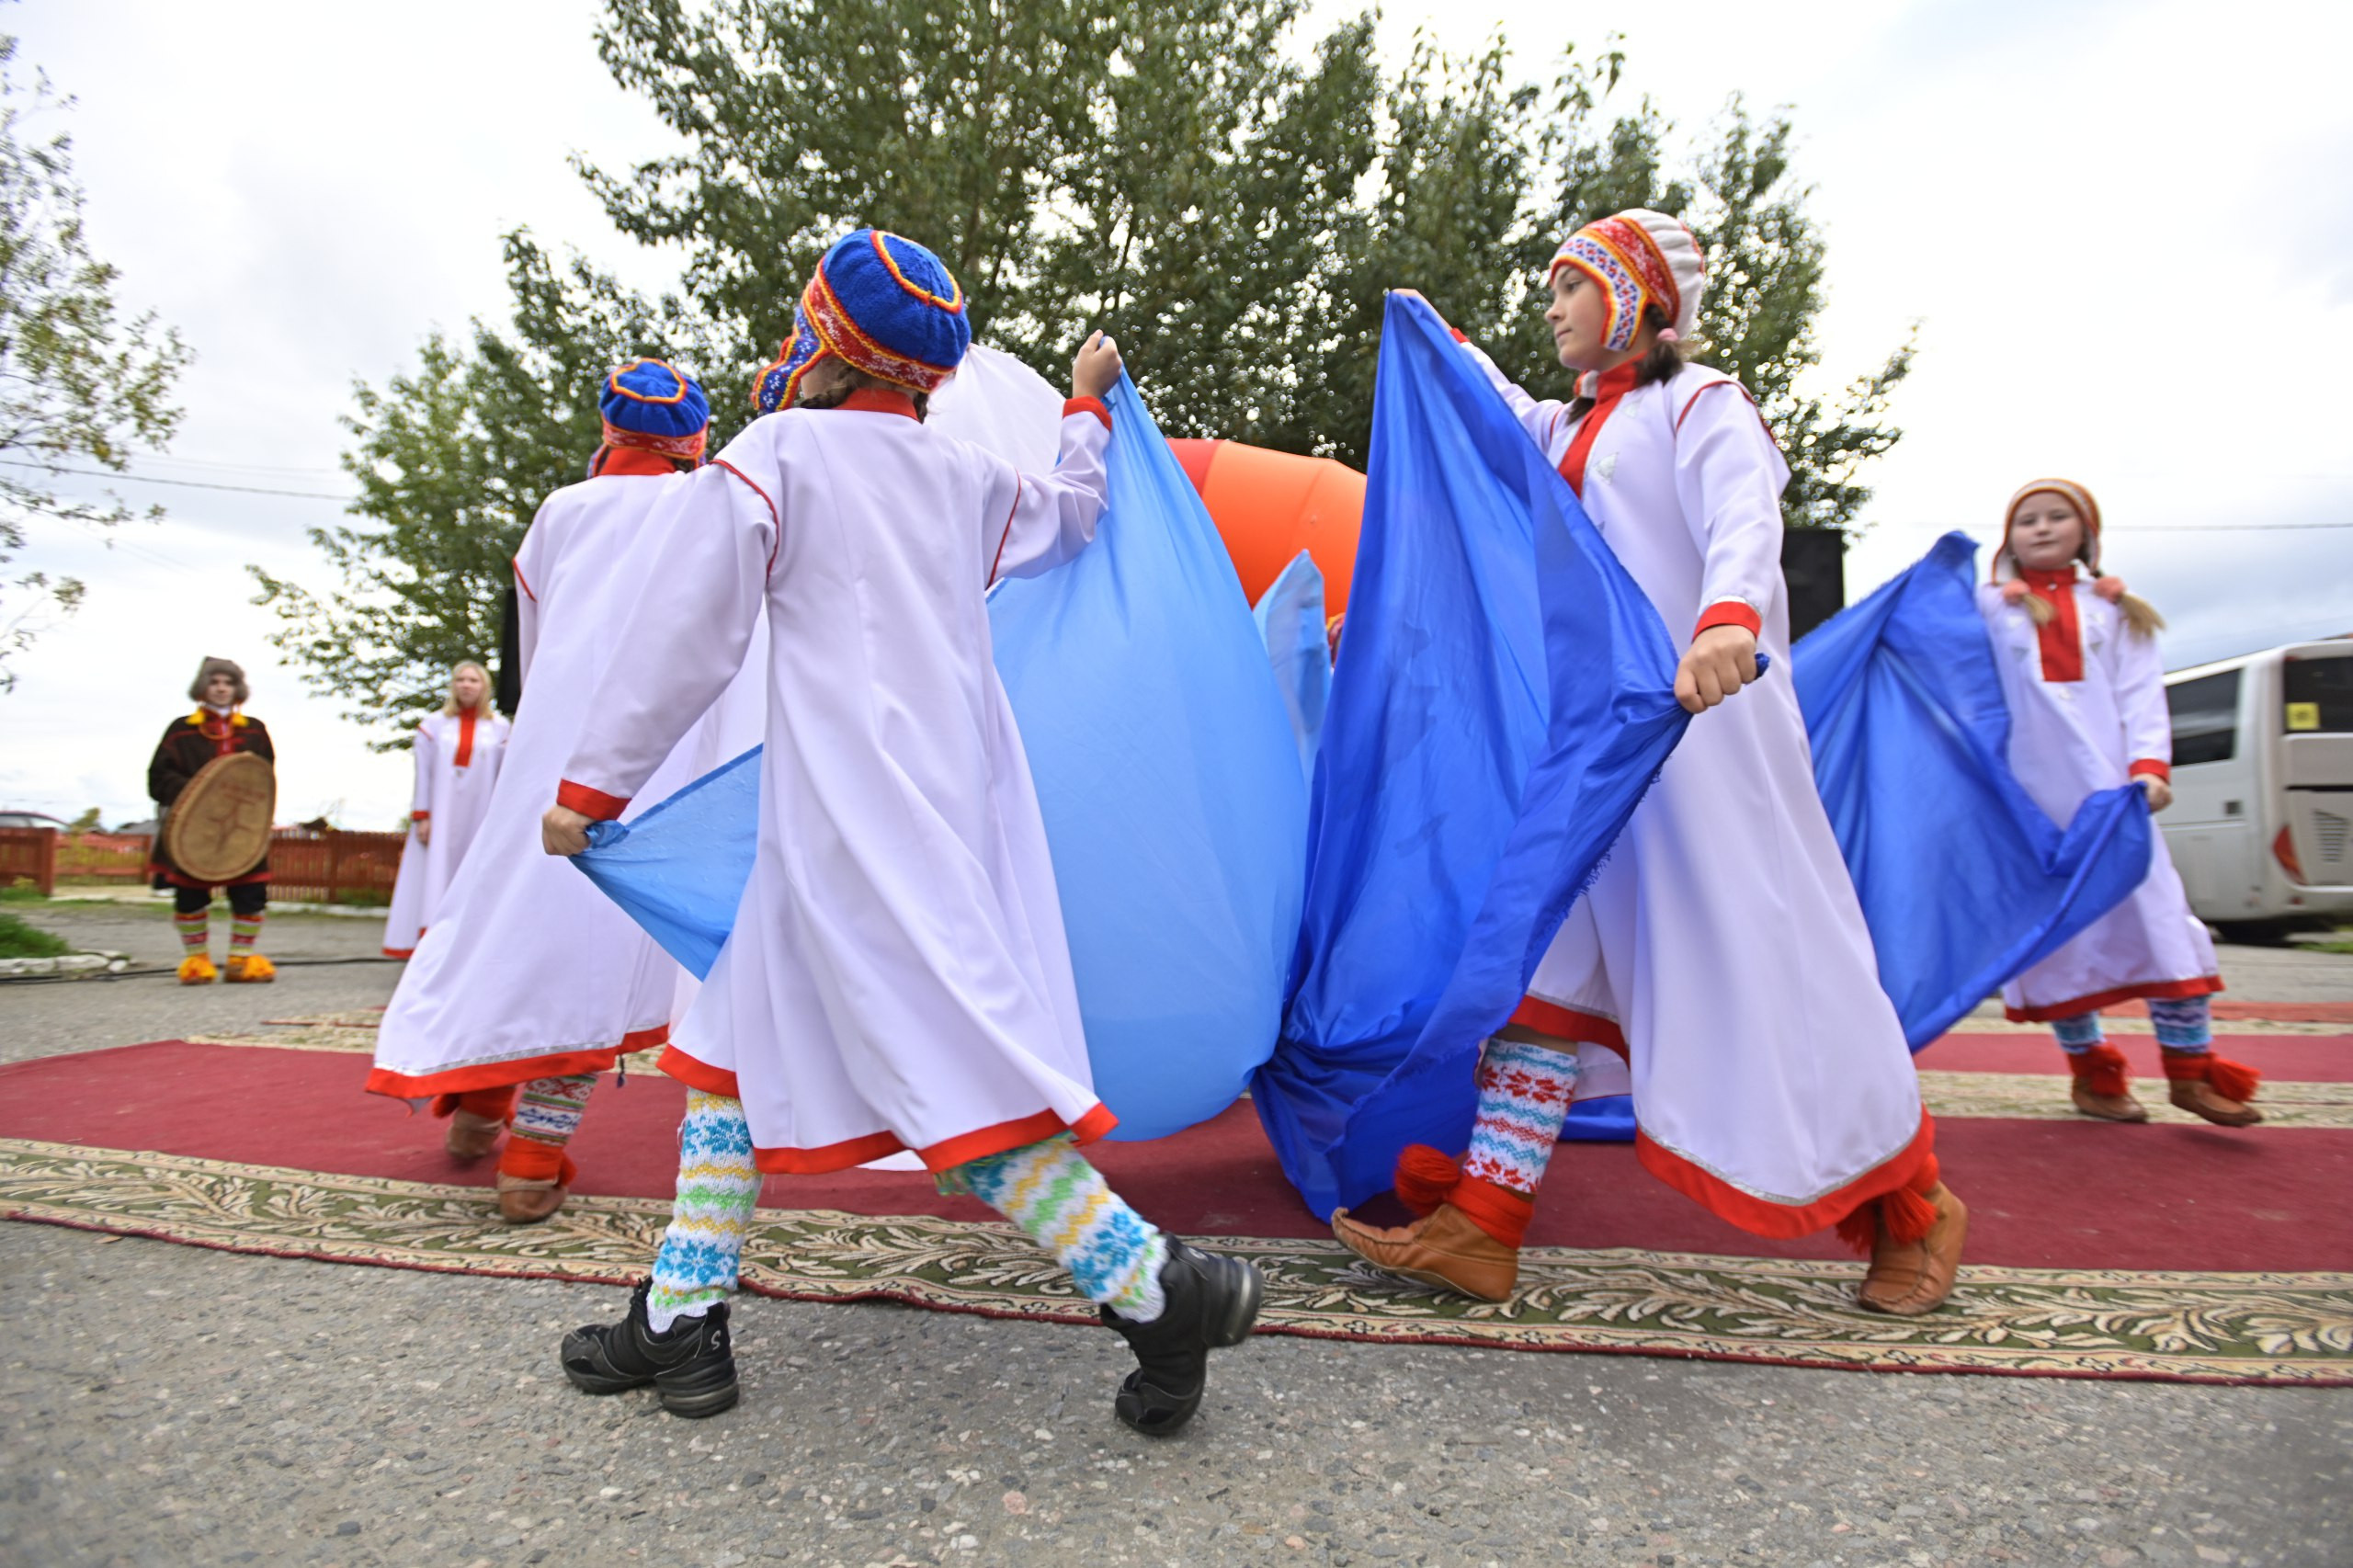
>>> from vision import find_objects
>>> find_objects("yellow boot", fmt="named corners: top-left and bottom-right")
top-left (176, 954), bottom-right (219, 985)
top-left (224, 952), bottom-right (277, 983)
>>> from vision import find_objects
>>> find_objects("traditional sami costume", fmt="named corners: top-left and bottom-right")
top-left (1979, 479), bottom-right (2256, 1127)
top-left (1334, 211), bottom-right (1966, 1316)
top-left (381, 698), bottom-right (511, 958)
top-left (149, 656), bottom-right (276, 984)
top-left (368, 360), bottom-right (768, 1222)
top-left (551, 232), bottom-right (1260, 1434)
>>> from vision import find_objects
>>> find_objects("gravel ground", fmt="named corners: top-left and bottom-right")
top-left (2, 901), bottom-right (2349, 1566)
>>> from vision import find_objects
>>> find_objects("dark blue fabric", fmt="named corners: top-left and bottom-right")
top-left (600, 358), bottom-right (710, 440)
top-left (1251, 293), bottom-right (1694, 1220)
top-left (573, 745), bottom-right (762, 982)
top-left (990, 375), bottom-right (1309, 1142)
top-left (1791, 531), bottom-right (2154, 1047)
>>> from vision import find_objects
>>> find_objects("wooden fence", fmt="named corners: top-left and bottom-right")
top-left (2, 826), bottom-right (408, 903)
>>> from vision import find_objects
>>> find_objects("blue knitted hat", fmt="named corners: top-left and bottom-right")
top-left (598, 359), bottom-right (710, 460)
top-left (753, 230), bottom-right (970, 412)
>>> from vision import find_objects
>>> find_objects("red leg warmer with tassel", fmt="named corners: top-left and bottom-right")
top-left (1392, 1144), bottom-right (1535, 1249)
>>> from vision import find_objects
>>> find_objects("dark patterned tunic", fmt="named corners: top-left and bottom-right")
top-left (148, 710), bottom-right (276, 887)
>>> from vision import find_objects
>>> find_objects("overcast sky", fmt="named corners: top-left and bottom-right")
top-left (6, 0), bottom-right (2349, 830)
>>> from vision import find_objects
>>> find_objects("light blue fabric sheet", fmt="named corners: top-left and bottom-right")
top-left (1252, 550), bottom-right (1333, 785)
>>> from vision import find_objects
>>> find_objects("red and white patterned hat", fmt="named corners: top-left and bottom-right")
top-left (1549, 209), bottom-right (1706, 352)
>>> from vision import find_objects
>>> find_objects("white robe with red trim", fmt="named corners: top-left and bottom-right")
top-left (1463, 344), bottom-right (1928, 1238)
top-left (554, 393), bottom-right (1112, 1176)
top-left (1979, 578), bottom-right (2218, 1019)
top-left (382, 710), bottom-right (510, 958)
top-left (367, 469), bottom-right (767, 1098)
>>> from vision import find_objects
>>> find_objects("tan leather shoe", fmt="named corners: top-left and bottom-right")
top-left (2069, 1081), bottom-right (2149, 1122)
top-left (1331, 1202), bottom-right (1518, 1301)
top-left (1856, 1182), bottom-right (1968, 1317)
top-left (445, 1108), bottom-right (506, 1162)
top-left (2167, 1077), bottom-right (2262, 1128)
top-left (495, 1170), bottom-right (569, 1224)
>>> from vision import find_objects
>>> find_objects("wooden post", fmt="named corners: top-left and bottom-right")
top-left (37, 828), bottom-right (56, 896)
top-left (324, 831), bottom-right (346, 906)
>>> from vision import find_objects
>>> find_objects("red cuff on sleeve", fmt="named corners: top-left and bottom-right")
top-left (1063, 397), bottom-right (1111, 432)
top-left (1449, 326), bottom-right (1470, 344)
top-left (1694, 600), bottom-right (1763, 640)
top-left (410, 811), bottom-right (430, 822)
top-left (2129, 759), bottom-right (2171, 784)
top-left (556, 779), bottom-right (631, 822)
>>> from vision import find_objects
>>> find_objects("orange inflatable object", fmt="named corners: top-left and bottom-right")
top-left (1170, 439), bottom-right (1366, 616)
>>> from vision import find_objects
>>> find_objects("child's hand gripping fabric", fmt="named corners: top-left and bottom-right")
top-left (1675, 624), bottom-right (1759, 714)
top-left (2138, 775), bottom-right (2174, 812)
top-left (1071, 331), bottom-right (1123, 400)
top-left (542, 805), bottom-right (594, 858)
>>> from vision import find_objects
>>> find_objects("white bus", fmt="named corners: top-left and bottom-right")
top-left (2162, 638), bottom-right (2353, 933)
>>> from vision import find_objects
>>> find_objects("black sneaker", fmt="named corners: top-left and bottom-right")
top-left (560, 1279), bottom-right (739, 1418)
top-left (1099, 1240), bottom-right (1264, 1437)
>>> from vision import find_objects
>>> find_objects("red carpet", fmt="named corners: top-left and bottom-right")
top-left (3, 1039), bottom-right (2347, 1274)
top-left (1916, 1031), bottom-right (2353, 1079)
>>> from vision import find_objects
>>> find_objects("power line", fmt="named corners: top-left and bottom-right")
top-left (0, 460), bottom-right (354, 502)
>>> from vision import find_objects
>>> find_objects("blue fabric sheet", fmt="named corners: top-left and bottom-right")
top-left (988, 375), bottom-right (1309, 1141)
top-left (1250, 294), bottom-right (1695, 1220)
top-left (1791, 530), bottom-right (2154, 1046)
top-left (574, 744), bottom-right (763, 982)
top-left (1252, 550), bottom-right (1333, 785)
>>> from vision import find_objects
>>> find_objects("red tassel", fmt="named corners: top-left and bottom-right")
top-left (1879, 1181), bottom-right (1939, 1246)
top-left (2070, 1043), bottom-right (2132, 1098)
top-left (1834, 1208), bottom-right (1878, 1257)
top-left (2206, 1056), bottom-right (2260, 1102)
top-left (1393, 1144), bottom-right (1464, 1217)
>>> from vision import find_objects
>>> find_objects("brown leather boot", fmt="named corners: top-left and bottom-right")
top-left (2163, 1050), bottom-right (2263, 1128)
top-left (445, 1108), bottom-right (506, 1161)
top-left (2066, 1043), bottom-right (2146, 1122)
top-left (496, 1169), bottom-right (570, 1224)
top-left (1331, 1203), bottom-right (1519, 1301)
top-left (1856, 1182), bottom-right (1968, 1316)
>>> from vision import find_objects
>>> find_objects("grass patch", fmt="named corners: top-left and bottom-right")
top-left (0, 912), bottom-right (72, 960)
top-left (1, 882), bottom-right (50, 903)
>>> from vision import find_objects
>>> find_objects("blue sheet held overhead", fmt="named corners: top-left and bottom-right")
top-left (989, 374), bottom-right (1309, 1141)
top-left (1253, 293), bottom-right (1695, 1220)
top-left (1792, 531), bottom-right (2154, 1045)
top-left (574, 744), bottom-right (763, 982)
top-left (1251, 550), bottom-right (1333, 784)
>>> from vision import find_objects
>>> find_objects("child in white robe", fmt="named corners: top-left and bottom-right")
top-left (1979, 479), bottom-right (2256, 1126)
top-left (1333, 210), bottom-right (1968, 1316)
top-left (382, 661), bottom-right (509, 958)
top-left (543, 229), bottom-right (1262, 1430)
top-left (369, 359), bottom-right (764, 1222)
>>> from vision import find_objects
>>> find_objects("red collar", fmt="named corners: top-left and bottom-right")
top-left (1586, 358), bottom-right (1643, 403)
top-left (828, 387), bottom-right (921, 420)
top-left (1559, 360), bottom-right (1644, 498)
top-left (594, 447), bottom-right (686, 478)
top-left (2018, 564), bottom-right (2079, 591)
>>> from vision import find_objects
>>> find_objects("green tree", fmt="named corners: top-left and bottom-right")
top-left (0, 36), bottom-right (189, 691)
top-left (268, 6), bottom-right (1912, 724)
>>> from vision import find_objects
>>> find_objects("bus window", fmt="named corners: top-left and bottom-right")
top-left (2282, 655), bottom-right (2353, 733)
top-left (2167, 669), bottom-right (2241, 766)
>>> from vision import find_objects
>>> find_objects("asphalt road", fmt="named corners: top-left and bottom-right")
top-left (2, 897), bottom-right (2348, 1566)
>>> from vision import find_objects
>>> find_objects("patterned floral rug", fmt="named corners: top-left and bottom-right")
top-left (4, 1135), bottom-right (2346, 1385)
